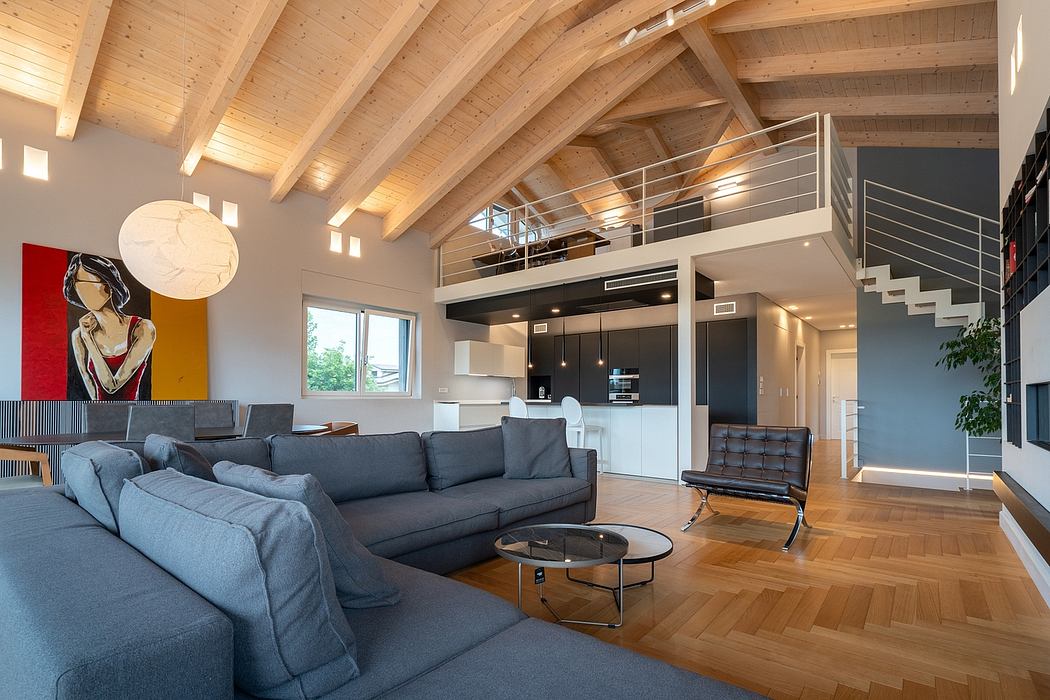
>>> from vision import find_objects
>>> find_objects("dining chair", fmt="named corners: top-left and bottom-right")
top-left (0, 446), bottom-right (53, 490)
top-left (319, 421), bottom-right (359, 436)
top-left (85, 402), bottom-right (132, 434)
top-left (242, 404), bottom-right (294, 438)
top-left (192, 400), bottom-right (237, 429)
top-left (508, 396), bottom-right (529, 418)
top-left (560, 396), bottom-right (604, 472)
top-left (126, 405), bottom-right (195, 442)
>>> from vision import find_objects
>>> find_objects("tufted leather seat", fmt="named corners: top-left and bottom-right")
top-left (680, 424), bottom-right (813, 551)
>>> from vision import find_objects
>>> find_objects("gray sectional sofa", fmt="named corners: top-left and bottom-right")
top-left (0, 424), bottom-right (756, 699)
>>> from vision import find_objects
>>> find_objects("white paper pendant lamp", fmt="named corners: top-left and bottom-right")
top-left (118, 200), bottom-right (239, 300)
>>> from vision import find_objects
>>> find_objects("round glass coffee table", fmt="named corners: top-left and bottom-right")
top-left (495, 523), bottom-right (629, 628)
top-left (565, 523), bottom-right (674, 605)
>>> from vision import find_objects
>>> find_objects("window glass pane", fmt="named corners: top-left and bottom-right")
top-left (491, 204), bottom-right (510, 238)
top-left (365, 312), bottom-right (412, 393)
top-left (305, 306), bottom-right (358, 392)
top-left (469, 208), bottom-right (487, 230)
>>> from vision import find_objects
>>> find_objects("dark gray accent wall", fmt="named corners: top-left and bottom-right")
top-left (857, 290), bottom-right (983, 472)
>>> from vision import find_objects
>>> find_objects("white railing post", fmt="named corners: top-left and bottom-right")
top-left (840, 399), bottom-right (848, 480)
top-left (641, 166), bottom-right (648, 244)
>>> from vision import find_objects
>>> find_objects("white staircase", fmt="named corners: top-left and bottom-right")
top-left (855, 264), bottom-right (984, 327)
top-left (858, 181), bottom-right (999, 328)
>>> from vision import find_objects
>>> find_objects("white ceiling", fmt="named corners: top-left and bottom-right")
top-left (699, 238), bottom-right (858, 331)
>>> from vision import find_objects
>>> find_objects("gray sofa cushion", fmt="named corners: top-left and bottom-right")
top-left (213, 461), bottom-right (399, 609)
top-left (335, 558), bottom-right (525, 698)
top-left (421, 426), bottom-right (505, 490)
top-left (382, 618), bottom-right (759, 699)
top-left (437, 476), bottom-right (591, 527)
top-left (61, 441), bottom-right (146, 533)
top-left (143, 435), bottom-right (216, 481)
top-left (268, 433), bottom-right (427, 501)
top-left (119, 470), bottom-right (359, 699)
top-left (336, 491), bottom-right (498, 559)
top-left (500, 417), bottom-right (572, 479)
top-left (0, 487), bottom-right (233, 700)
top-left (118, 437), bottom-right (272, 471)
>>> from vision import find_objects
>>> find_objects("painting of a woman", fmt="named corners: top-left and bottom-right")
top-left (63, 253), bottom-right (156, 400)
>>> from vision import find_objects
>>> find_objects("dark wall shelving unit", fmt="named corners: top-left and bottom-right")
top-left (1001, 110), bottom-right (1050, 448)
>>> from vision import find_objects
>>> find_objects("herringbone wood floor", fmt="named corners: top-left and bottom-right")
top-left (452, 441), bottom-right (1050, 698)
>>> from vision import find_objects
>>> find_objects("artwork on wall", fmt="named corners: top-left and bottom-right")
top-left (20, 243), bottom-right (209, 401)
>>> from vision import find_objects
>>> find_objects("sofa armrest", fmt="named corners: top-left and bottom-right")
top-left (568, 448), bottom-right (597, 522)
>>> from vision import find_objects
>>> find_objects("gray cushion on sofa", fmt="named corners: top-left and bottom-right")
top-left (336, 558), bottom-right (525, 698)
top-left (119, 470), bottom-right (359, 699)
top-left (143, 435), bottom-right (216, 481)
top-left (421, 426), bottom-right (505, 490)
top-left (0, 487), bottom-right (233, 700)
top-left (61, 441), bottom-right (146, 533)
top-left (437, 476), bottom-right (591, 527)
top-left (500, 417), bottom-right (572, 479)
top-left (336, 491), bottom-right (498, 559)
top-left (382, 618), bottom-right (759, 699)
top-left (268, 433), bottom-right (427, 502)
top-left (213, 461), bottom-right (399, 609)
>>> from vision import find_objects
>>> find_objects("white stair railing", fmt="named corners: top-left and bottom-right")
top-left (861, 180), bottom-right (1000, 309)
top-left (840, 399), bottom-right (862, 479)
top-left (964, 433), bottom-right (1002, 491)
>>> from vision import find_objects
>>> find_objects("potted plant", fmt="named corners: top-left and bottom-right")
top-left (936, 317), bottom-right (1002, 436)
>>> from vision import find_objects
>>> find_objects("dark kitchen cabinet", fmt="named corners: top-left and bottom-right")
top-left (579, 332), bottom-right (609, 404)
top-left (695, 321), bottom-right (709, 405)
top-left (607, 329), bottom-right (639, 370)
top-left (553, 334), bottom-right (580, 401)
top-left (528, 334), bottom-right (555, 399)
top-left (652, 195), bottom-right (706, 242)
top-left (702, 317), bottom-right (757, 425)
top-left (639, 325), bottom-right (673, 405)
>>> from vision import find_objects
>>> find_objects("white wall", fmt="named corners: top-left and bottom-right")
top-left (998, 0), bottom-right (1050, 206)
top-left (754, 295), bottom-right (821, 433)
top-left (0, 94), bottom-right (511, 433)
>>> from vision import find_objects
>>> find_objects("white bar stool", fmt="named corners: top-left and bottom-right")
top-left (560, 396), bottom-right (604, 473)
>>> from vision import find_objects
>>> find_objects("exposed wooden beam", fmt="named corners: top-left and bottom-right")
top-left (738, 39), bottom-right (998, 83)
top-left (760, 93), bottom-right (998, 120)
top-left (600, 88), bottom-right (726, 123)
top-left (269, 0), bottom-right (437, 202)
top-left (327, 1), bottom-right (546, 227)
top-left (56, 0), bottom-right (113, 140)
top-left (379, 42), bottom-right (598, 239)
top-left (465, 0), bottom-right (581, 36)
top-left (568, 135), bottom-right (602, 149)
top-left (429, 38), bottom-right (687, 247)
top-left (592, 0), bottom-right (741, 68)
top-left (678, 21), bottom-right (772, 149)
top-left (508, 184), bottom-right (554, 229)
top-left (570, 145), bottom-right (639, 212)
top-left (827, 130), bottom-right (997, 149)
top-left (545, 159), bottom-right (602, 219)
top-left (674, 104), bottom-right (735, 197)
top-left (708, 0), bottom-right (989, 34)
top-left (179, 0), bottom-right (289, 175)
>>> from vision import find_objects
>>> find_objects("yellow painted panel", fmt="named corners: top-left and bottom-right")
top-left (149, 293), bottom-right (208, 399)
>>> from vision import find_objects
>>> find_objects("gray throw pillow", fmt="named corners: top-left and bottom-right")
top-left (422, 426), bottom-right (505, 490)
top-left (500, 417), bottom-right (572, 479)
top-left (212, 461), bottom-right (399, 609)
top-left (62, 441), bottom-right (146, 533)
top-left (143, 434), bottom-right (216, 481)
top-left (118, 469), bottom-right (359, 698)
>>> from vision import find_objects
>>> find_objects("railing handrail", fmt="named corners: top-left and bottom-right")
top-left (864, 180), bottom-right (998, 229)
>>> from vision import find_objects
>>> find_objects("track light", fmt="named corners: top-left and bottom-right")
top-left (623, 27), bottom-right (638, 45)
top-left (666, 9), bottom-right (674, 26)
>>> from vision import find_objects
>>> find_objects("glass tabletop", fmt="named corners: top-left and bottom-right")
top-left (588, 524), bottom-right (673, 564)
top-left (495, 524), bottom-right (628, 569)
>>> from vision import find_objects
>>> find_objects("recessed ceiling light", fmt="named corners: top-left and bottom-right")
top-left (788, 305), bottom-right (799, 311)
top-left (848, 324), bottom-right (856, 328)
top-left (804, 316), bottom-right (813, 320)
top-left (803, 241), bottom-right (811, 247)
top-left (512, 313), bottom-right (521, 319)
top-left (839, 324), bottom-right (847, 329)
top-left (551, 307), bottom-right (560, 314)
top-left (660, 292), bottom-right (672, 300)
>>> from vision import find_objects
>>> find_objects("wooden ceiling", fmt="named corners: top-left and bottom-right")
top-left (1, 0), bottom-right (998, 246)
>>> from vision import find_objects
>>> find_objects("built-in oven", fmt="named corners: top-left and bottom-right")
top-left (609, 368), bottom-right (640, 403)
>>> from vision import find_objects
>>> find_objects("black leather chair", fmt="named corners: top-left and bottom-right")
top-left (680, 424), bottom-right (813, 551)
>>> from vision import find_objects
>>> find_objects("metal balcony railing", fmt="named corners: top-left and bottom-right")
top-left (439, 113), bottom-right (852, 286)
top-left (840, 398), bottom-right (862, 479)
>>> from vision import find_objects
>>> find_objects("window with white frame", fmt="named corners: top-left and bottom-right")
top-left (469, 203), bottom-right (511, 237)
top-left (303, 298), bottom-right (416, 396)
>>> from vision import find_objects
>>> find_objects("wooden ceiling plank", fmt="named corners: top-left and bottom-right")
top-left (675, 103), bottom-right (736, 191)
top-left (570, 144), bottom-right (640, 213)
top-left (179, 0), bottom-right (289, 176)
top-left (708, 0), bottom-right (990, 34)
top-left (268, 0), bottom-right (437, 202)
top-left (738, 38), bottom-right (998, 82)
top-left (379, 42), bottom-right (598, 239)
top-left (55, 0), bottom-right (113, 140)
top-left (509, 183), bottom-right (554, 229)
top-left (600, 87), bottom-right (727, 123)
top-left (760, 92), bottom-right (998, 120)
top-left (678, 20), bottom-right (773, 149)
top-left (428, 37), bottom-right (687, 247)
top-left (827, 129), bottom-right (997, 148)
top-left (327, 0), bottom-right (547, 227)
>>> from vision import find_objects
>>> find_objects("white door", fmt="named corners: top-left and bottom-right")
top-left (827, 352), bottom-right (857, 439)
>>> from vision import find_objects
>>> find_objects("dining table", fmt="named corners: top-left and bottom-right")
top-left (0, 424), bottom-right (330, 447)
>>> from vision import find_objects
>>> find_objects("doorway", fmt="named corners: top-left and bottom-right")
top-left (794, 344), bottom-right (806, 427)
top-left (826, 350), bottom-right (857, 440)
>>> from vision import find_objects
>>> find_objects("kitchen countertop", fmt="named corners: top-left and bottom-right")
top-left (434, 399), bottom-right (675, 407)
